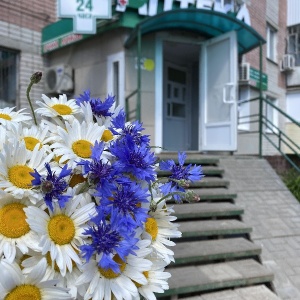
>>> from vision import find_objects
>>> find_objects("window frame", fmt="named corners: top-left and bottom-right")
top-left (107, 51), bottom-right (125, 109)
top-left (266, 23), bottom-right (277, 62)
top-left (0, 47), bottom-right (18, 108)
top-left (265, 95), bottom-right (278, 134)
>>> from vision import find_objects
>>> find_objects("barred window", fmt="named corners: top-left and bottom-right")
top-left (288, 25), bottom-right (300, 66)
top-left (0, 48), bottom-right (18, 108)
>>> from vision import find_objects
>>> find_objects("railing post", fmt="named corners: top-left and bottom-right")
top-left (258, 42), bottom-right (263, 157)
top-left (137, 25), bottom-right (141, 122)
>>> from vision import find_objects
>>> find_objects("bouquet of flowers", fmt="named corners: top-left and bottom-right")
top-left (0, 72), bottom-right (203, 300)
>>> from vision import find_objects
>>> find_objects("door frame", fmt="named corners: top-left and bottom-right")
top-left (199, 30), bottom-right (238, 151)
top-left (155, 33), bottom-right (202, 152)
top-left (163, 61), bottom-right (191, 151)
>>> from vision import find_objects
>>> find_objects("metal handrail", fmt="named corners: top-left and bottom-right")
top-left (238, 96), bottom-right (300, 174)
top-left (125, 89), bottom-right (138, 122)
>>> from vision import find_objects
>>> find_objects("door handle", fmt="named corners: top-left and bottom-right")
top-left (223, 83), bottom-right (235, 104)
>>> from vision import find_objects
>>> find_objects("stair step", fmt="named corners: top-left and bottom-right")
top-left (173, 237), bottom-right (261, 265)
top-left (193, 188), bottom-right (237, 202)
top-left (157, 166), bottom-right (224, 178)
top-left (160, 259), bottom-right (274, 297)
top-left (180, 285), bottom-right (280, 300)
top-left (157, 155), bottom-right (219, 166)
top-left (177, 220), bottom-right (252, 239)
top-left (174, 203), bottom-right (243, 220)
top-left (189, 178), bottom-right (230, 188)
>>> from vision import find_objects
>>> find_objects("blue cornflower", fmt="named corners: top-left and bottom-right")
top-left (80, 209), bottom-right (138, 273)
top-left (100, 182), bottom-right (149, 227)
top-left (75, 89), bottom-right (115, 118)
top-left (31, 163), bottom-right (72, 211)
top-left (159, 152), bottom-right (204, 201)
top-left (110, 109), bottom-right (150, 145)
top-left (78, 141), bottom-right (115, 198)
top-left (109, 135), bottom-right (156, 183)
top-left (75, 89), bottom-right (91, 106)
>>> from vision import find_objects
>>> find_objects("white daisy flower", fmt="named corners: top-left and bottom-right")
top-left (142, 199), bottom-right (182, 264)
top-left (35, 94), bottom-right (82, 121)
top-left (0, 194), bottom-right (41, 263)
top-left (0, 107), bottom-right (32, 130)
top-left (50, 119), bottom-right (105, 167)
top-left (0, 126), bottom-right (7, 151)
top-left (25, 193), bottom-right (97, 276)
top-left (0, 258), bottom-right (73, 299)
top-left (76, 239), bottom-right (152, 300)
top-left (0, 140), bottom-right (54, 203)
top-left (80, 102), bottom-right (116, 145)
top-left (134, 258), bottom-right (171, 300)
top-left (22, 252), bottom-right (84, 299)
top-left (7, 123), bottom-right (52, 155)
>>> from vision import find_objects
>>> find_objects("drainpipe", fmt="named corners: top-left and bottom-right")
top-left (137, 25), bottom-right (141, 122)
top-left (258, 41), bottom-right (263, 157)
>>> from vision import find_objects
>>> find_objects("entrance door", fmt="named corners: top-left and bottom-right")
top-left (163, 63), bottom-right (190, 151)
top-left (200, 31), bottom-right (237, 151)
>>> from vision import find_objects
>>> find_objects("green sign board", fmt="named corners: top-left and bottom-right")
top-left (249, 67), bottom-right (268, 91)
top-left (128, 0), bottom-right (148, 8)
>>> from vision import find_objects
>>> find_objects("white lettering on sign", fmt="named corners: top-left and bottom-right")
top-left (58, 0), bottom-right (112, 34)
top-left (116, 0), bottom-right (251, 26)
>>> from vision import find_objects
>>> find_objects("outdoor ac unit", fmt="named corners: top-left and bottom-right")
top-left (239, 63), bottom-right (250, 81)
top-left (44, 65), bottom-right (74, 94)
top-left (280, 54), bottom-right (295, 72)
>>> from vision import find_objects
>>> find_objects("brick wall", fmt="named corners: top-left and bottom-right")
top-left (0, 0), bottom-right (56, 32)
top-left (0, 0), bottom-right (57, 110)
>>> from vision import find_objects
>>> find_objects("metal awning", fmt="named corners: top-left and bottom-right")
top-left (124, 8), bottom-right (265, 54)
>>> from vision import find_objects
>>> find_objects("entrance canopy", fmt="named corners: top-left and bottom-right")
top-left (124, 8), bottom-right (265, 54)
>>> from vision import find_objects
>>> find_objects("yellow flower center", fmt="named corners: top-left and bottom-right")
top-left (0, 203), bottom-right (30, 238)
top-left (46, 252), bottom-right (60, 272)
top-left (72, 140), bottom-right (93, 158)
top-left (133, 271), bottom-right (149, 288)
top-left (51, 104), bottom-right (72, 115)
top-left (0, 113), bottom-right (12, 121)
top-left (5, 284), bottom-right (41, 300)
top-left (8, 165), bottom-right (34, 189)
top-left (145, 217), bottom-right (158, 240)
top-left (19, 254), bottom-right (31, 270)
top-left (48, 214), bottom-right (75, 245)
top-left (101, 129), bottom-right (114, 142)
top-left (98, 255), bottom-right (126, 279)
top-left (23, 137), bottom-right (41, 151)
top-left (69, 174), bottom-right (86, 188)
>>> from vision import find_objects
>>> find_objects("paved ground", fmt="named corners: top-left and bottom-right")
top-left (220, 156), bottom-right (300, 300)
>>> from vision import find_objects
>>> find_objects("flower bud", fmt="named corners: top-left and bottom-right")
top-left (30, 72), bottom-right (42, 84)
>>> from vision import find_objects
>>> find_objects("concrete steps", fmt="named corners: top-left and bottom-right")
top-left (180, 285), bottom-right (281, 300)
top-left (175, 202), bottom-right (243, 220)
top-left (161, 259), bottom-right (274, 297)
top-left (173, 237), bottom-right (261, 266)
top-left (156, 153), bottom-right (278, 299)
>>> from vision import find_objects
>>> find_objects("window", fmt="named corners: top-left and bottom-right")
top-left (238, 86), bottom-right (250, 131)
top-left (107, 52), bottom-right (125, 108)
top-left (286, 91), bottom-right (300, 122)
top-left (266, 24), bottom-right (277, 62)
top-left (265, 96), bottom-right (278, 133)
top-left (0, 48), bottom-right (18, 108)
top-left (288, 25), bottom-right (300, 66)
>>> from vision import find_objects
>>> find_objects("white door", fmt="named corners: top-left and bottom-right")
top-left (200, 31), bottom-right (237, 151)
top-left (163, 63), bottom-right (190, 151)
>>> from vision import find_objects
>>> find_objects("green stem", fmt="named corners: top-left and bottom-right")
top-left (26, 80), bottom-right (37, 126)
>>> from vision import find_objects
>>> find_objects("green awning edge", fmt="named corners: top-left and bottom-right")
top-left (124, 8), bottom-right (266, 54)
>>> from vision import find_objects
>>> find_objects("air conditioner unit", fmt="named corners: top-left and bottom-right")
top-left (280, 54), bottom-right (295, 72)
top-left (239, 63), bottom-right (250, 81)
top-left (44, 65), bottom-right (74, 94)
